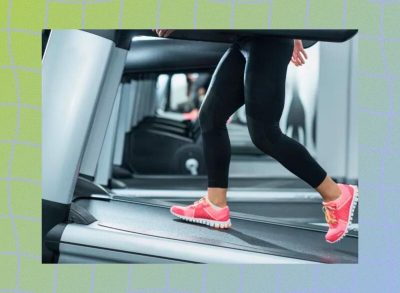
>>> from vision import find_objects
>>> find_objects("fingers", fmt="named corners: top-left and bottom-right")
top-left (161, 30), bottom-right (170, 37)
top-left (291, 55), bottom-right (299, 66)
top-left (152, 29), bottom-right (163, 37)
top-left (163, 30), bottom-right (174, 37)
top-left (290, 57), bottom-right (301, 66)
top-left (291, 53), bottom-right (302, 66)
top-left (290, 53), bottom-right (305, 66)
top-left (291, 39), bottom-right (308, 66)
top-left (297, 52), bottom-right (305, 65)
top-left (153, 29), bottom-right (174, 37)
top-left (291, 49), bottom-right (308, 66)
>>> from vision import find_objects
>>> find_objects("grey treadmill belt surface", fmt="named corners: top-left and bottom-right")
top-left (166, 199), bottom-right (359, 225)
top-left (75, 197), bottom-right (358, 263)
top-left (121, 177), bottom-right (312, 190)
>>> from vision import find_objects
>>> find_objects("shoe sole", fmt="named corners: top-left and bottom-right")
top-left (326, 184), bottom-right (359, 244)
top-left (170, 209), bottom-right (232, 229)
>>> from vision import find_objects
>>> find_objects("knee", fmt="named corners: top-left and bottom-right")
top-left (248, 129), bottom-right (269, 153)
top-left (198, 104), bottom-right (212, 132)
top-left (199, 97), bottom-right (224, 133)
top-left (248, 121), bottom-right (282, 154)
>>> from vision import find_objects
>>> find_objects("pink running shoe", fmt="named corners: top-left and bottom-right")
top-left (322, 184), bottom-right (359, 243)
top-left (170, 196), bottom-right (232, 229)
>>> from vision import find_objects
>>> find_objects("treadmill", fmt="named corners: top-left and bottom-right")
top-left (42, 29), bottom-right (358, 264)
top-left (48, 193), bottom-right (357, 264)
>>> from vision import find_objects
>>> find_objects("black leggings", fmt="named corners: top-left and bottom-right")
top-left (199, 36), bottom-right (327, 188)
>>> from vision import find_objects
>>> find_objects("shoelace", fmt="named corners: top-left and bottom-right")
top-left (322, 205), bottom-right (338, 225)
top-left (191, 196), bottom-right (207, 207)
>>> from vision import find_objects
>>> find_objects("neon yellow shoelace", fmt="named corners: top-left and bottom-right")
top-left (322, 206), bottom-right (338, 224)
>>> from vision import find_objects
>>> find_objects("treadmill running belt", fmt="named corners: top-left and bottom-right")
top-left (76, 198), bottom-right (357, 263)
top-left (122, 177), bottom-right (312, 190)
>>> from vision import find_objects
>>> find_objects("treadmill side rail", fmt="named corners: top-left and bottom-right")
top-left (56, 223), bottom-right (317, 264)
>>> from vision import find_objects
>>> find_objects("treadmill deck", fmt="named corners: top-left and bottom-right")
top-left (71, 197), bottom-right (357, 263)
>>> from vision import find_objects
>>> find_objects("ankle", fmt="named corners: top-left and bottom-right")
top-left (206, 195), bottom-right (227, 208)
top-left (316, 177), bottom-right (343, 202)
top-left (319, 182), bottom-right (342, 202)
top-left (323, 192), bottom-right (341, 203)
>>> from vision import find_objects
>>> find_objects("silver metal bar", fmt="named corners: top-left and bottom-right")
top-left (59, 222), bottom-right (317, 264)
top-left (110, 189), bottom-right (321, 201)
top-left (80, 47), bottom-right (128, 177)
top-left (113, 82), bottom-right (131, 166)
top-left (346, 36), bottom-right (359, 180)
top-left (95, 85), bottom-right (123, 186)
top-left (43, 30), bottom-right (114, 204)
top-left (125, 81), bottom-right (137, 131)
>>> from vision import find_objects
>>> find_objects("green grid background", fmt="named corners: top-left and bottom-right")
top-left (0, 0), bottom-right (399, 292)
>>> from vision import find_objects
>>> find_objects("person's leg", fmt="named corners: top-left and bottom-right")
top-left (199, 44), bottom-right (246, 207)
top-left (242, 37), bottom-right (341, 201)
top-left (242, 37), bottom-right (359, 242)
top-left (169, 44), bottom-right (246, 229)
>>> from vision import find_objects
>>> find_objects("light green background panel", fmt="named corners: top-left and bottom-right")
top-left (85, 0), bottom-right (121, 28)
top-left (270, 0), bottom-right (308, 28)
top-left (1, 0), bottom-right (400, 292)
top-left (122, 0), bottom-right (159, 28)
top-left (47, 2), bottom-right (83, 27)
top-left (234, 1), bottom-right (269, 29)
top-left (159, 0), bottom-right (195, 28)
top-left (1, 0), bottom-right (43, 293)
